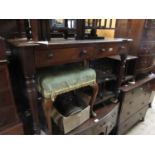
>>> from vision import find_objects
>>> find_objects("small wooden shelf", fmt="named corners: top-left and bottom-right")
top-left (120, 73), bottom-right (155, 92)
top-left (97, 74), bottom-right (117, 84)
top-left (95, 91), bottom-right (115, 105)
top-left (107, 55), bottom-right (138, 61)
top-left (122, 75), bottom-right (134, 83)
top-left (136, 64), bottom-right (155, 74)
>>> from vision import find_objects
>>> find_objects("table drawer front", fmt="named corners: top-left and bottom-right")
top-left (0, 64), bottom-right (10, 90)
top-left (0, 90), bottom-right (14, 108)
top-left (35, 47), bottom-right (95, 68)
top-left (118, 105), bottom-right (149, 135)
top-left (0, 106), bottom-right (18, 129)
top-left (95, 44), bottom-right (120, 58)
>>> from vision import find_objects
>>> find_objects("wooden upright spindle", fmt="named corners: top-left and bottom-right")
top-left (16, 19), bottom-right (26, 38)
top-left (30, 20), bottom-right (39, 41)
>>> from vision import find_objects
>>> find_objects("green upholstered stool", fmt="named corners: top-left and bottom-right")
top-left (37, 67), bottom-right (98, 134)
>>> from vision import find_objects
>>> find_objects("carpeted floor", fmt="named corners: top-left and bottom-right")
top-left (127, 94), bottom-right (155, 135)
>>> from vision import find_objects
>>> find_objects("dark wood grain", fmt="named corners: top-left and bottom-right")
top-left (68, 103), bottom-right (119, 135)
top-left (7, 37), bottom-right (132, 134)
top-left (0, 38), bottom-right (23, 135)
top-left (117, 105), bottom-right (149, 135)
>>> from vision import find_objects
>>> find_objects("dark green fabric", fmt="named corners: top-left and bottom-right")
top-left (37, 67), bottom-right (96, 100)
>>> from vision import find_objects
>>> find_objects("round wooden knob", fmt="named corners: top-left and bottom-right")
top-left (47, 52), bottom-right (54, 59)
top-left (80, 49), bottom-right (87, 57)
top-left (108, 48), bottom-right (113, 52)
top-left (82, 50), bottom-right (87, 54)
top-left (100, 48), bottom-right (106, 52)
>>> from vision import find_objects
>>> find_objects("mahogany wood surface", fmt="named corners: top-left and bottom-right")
top-left (7, 38), bottom-right (132, 134)
top-left (0, 38), bottom-right (23, 134)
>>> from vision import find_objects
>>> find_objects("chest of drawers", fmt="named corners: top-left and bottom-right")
top-left (117, 105), bottom-right (149, 135)
top-left (117, 75), bottom-right (155, 134)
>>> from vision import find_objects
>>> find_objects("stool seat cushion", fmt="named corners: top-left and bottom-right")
top-left (37, 67), bottom-right (96, 100)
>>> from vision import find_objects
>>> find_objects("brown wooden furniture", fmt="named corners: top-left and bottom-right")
top-left (0, 37), bottom-right (23, 135)
top-left (115, 19), bottom-right (155, 75)
top-left (41, 76), bottom-right (98, 135)
top-left (117, 74), bottom-right (155, 134)
top-left (68, 103), bottom-right (119, 135)
top-left (7, 38), bottom-right (132, 134)
top-left (107, 55), bottom-right (138, 86)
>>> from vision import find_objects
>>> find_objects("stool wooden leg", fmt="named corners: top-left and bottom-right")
top-left (42, 98), bottom-right (53, 134)
top-left (90, 83), bottom-right (98, 117)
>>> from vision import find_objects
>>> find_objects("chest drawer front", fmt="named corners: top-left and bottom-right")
top-left (75, 104), bottom-right (119, 135)
top-left (118, 105), bottom-right (149, 135)
top-left (120, 85), bottom-right (151, 123)
top-left (0, 64), bottom-right (10, 91)
top-left (0, 106), bottom-right (18, 129)
top-left (106, 108), bottom-right (118, 134)
top-left (0, 90), bottom-right (14, 108)
top-left (35, 47), bottom-right (95, 68)
top-left (94, 43), bottom-right (119, 59)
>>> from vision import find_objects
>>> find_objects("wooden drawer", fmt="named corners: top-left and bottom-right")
top-left (106, 109), bottom-right (118, 134)
top-left (35, 47), bottom-right (95, 68)
top-left (0, 90), bottom-right (14, 108)
top-left (119, 84), bottom-right (151, 123)
top-left (0, 106), bottom-right (18, 129)
top-left (117, 105), bottom-right (149, 135)
top-left (0, 64), bottom-right (10, 91)
top-left (94, 43), bottom-right (120, 59)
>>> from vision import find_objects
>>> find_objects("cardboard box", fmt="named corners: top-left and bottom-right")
top-left (51, 105), bottom-right (90, 134)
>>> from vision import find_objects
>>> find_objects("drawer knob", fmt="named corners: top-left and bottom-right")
top-left (47, 52), bottom-right (54, 59)
top-left (80, 50), bottom-right (87, 57)
top-left (108, 48), bottom-right (113, 52)
top-left (124, 124), bottom-right (128, 127)
top-left (100, 48), bottom-right (106, 52)
top-left (129, 101), bottom-right (133, 104)
top-left (127, 112), bottom-right (130, 115)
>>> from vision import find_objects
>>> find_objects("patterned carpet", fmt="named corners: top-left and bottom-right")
top-left (127, 93), bottom-right (155, 135)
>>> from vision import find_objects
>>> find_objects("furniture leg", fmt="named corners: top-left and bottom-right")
top-left (19, 48), bottom-right (41, 134)
top-left (90, 83), bottom-right (98, 117)
top-left (26, 76), bottom-right (40, 134)
top-left (42, 98), bottom-right (53, 135)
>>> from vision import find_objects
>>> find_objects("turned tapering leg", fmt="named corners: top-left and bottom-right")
top-left (42, 98), bottom-right (53, 135)
top-left (89, 83), bottom-right (98, 117)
